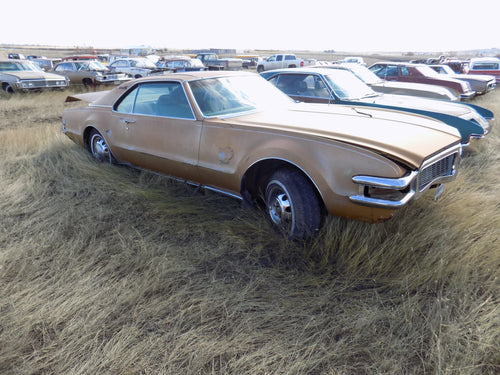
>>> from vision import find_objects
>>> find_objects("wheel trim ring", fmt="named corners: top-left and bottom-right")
top-left (90, 133), bottom-right (110, 162)
top-left (267, 181), bottom-right (295, 233)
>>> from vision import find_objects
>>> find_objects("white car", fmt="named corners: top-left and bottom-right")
top-left (107, 57), bottom-right (168, 78)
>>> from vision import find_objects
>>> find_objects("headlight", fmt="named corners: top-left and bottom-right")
top-left (21, 81), bottom-right (34, 88)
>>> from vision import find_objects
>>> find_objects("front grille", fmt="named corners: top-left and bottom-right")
top-left (20, 79), bottom-right (65, 88)
top-left (418, 153), bottom-right (456, 191)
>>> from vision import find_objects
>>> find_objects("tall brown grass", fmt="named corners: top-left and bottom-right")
top-left (0, 86), bottom-right (498, 374)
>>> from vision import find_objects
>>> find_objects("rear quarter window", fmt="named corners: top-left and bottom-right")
top-left (471, 62), bottom-right (499, 70)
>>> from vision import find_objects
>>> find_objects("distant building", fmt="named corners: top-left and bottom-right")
top-left (120, 45), bottom-right (156, 56)
top-left (186, 48), bottom-right (237, 56)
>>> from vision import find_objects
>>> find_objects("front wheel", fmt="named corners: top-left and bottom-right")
top-left (2, 83), bottom-right (14, 93)
top-left (256, 65), bottom-right (264, 73)
top-left (88, 129), bottom-right (114, 163)
top-left (265, 168), bottom-right (323, 239)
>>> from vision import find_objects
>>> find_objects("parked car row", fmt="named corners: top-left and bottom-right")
top-left (60, 70), bottom-right (494, 239)
top-left (414, 56), bottom-right (500, 84)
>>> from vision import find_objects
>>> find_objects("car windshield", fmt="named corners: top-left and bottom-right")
top-left (436, 65), bottom-right (455, 75)
top-left (416, 65), bottom-right (440, 77)
top-left (135, 59), bottom-right (157, 68)
top-left (188, 74), bottom-right (293, 117)
top-left (322, 69), bottom-right (377, 100)
top-left (340, 64), bottom-right (383, 84)
top-left (0, 61), bottom-right (44, 72)
top-left (188, 59), bottom-right (205, 68)
top-left (81, 61), bottom-right (108, 71)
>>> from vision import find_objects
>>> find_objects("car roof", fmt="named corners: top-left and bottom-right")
top-left (370, 61), bottom-right (425, 67)
top-left (132, 70), bottom-right (256, 82)
top-left (261, 67), bottom-right (350, 76)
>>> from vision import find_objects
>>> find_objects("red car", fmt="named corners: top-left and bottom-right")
top-left (464, 57), bottom-right (500, 83)
top-left (369, 62), bottom-right (476, 100)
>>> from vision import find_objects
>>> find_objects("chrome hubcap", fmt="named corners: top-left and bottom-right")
top-left (269, 193), bottom-right (292, 224)
top-left (91, 134), bottom-right (109, 162)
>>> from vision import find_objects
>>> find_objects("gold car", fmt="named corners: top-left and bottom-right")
top-left (62, 71), bottom-right (462, 238)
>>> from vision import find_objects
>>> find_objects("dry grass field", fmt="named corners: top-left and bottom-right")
top-left (0, 80), bottom-right (499, 374)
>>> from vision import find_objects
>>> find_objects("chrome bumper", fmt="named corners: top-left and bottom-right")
top-left (349, 144), bottom-right (461, 209)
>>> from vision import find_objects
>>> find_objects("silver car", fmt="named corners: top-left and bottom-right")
top-left (1, 59), bottom-right (69, 93)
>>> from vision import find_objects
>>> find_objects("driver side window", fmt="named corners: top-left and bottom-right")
top-left (115, 82), bottom-right (195, 119)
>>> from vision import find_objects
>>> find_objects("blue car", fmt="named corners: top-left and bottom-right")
top-left (260, 67), bottom-right (493, 145)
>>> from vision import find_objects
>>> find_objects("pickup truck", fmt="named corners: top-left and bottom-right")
top-left (195, 53), bottom-right (242, 70)
top-left (256, 54), bottom-right (316, 73)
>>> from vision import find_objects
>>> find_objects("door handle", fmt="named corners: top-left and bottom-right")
top-left (120, 118), bottom-right (136, 125)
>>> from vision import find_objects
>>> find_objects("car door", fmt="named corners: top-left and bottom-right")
top-left (54, 62), bottom-right (78, 83)
top-left (109, 81), bottom-right (202, 182)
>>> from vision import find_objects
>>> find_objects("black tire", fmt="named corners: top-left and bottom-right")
top-left (82, 78), bottom-right (94, 88)
top-left (88, 129), bottom-right (114, 163)
top-left (257, 65), bottom-right (264, 73)
top-left (2, 83), bottom-right (14, 93)
top-left (265, 168), bottom-right (323, 239)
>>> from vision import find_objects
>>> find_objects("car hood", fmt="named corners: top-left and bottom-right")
top-left (371, 80), bottom-right (456, 96)
top-left (359, 93), bottom-right (473, 117)
top-left (5, 71), bottom-right (67, 80)
top-left (225, 103), bottom-right (461, 169)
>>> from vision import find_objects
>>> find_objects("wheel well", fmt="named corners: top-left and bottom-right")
top-left (288, 64), bottom-right (296, 68)
top-left (82, 126), bottom-right (97, 151)
top-left (241, 159), bottom-right (325, 212)
top-left (2, 82), bottom-right (13, 93)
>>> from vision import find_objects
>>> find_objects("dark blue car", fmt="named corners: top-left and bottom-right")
top-left (260, 67), bottom-right (493, 145)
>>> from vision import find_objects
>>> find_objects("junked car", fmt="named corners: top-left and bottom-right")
top-left (51, 60), bottom-right (131, 87)
top-left (32, 57), bottom-right (62, 72)
top-left (62, 71), bottom-right (462, 239)
top-left (260, 68), bottom-right (492, 146)
top-left (429, 64), bottom-right (496, 95)
top-left (369, 62), bottom-right (476, 100)
top-left (330, 62), bottom-right (460, 101)
top-left (156, 56), bottom-right (207, 72)
top-left (0, 59), bottom-right (69, 93)
top-left (107, 57), bottom-right (169, 78)
top-left (463, 57), bottom-right (500, 83)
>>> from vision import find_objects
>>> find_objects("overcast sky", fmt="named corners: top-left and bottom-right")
top-left (2, 0), bottom-right (499, 53)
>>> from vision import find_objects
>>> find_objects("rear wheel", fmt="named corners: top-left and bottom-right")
top-left (88, 129), bottom-right (114, 163)
top-left (265, 168), bottom-right (323, 239)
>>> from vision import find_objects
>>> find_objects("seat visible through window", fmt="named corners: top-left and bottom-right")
top-left (156, 88), bottom-right (193, 118)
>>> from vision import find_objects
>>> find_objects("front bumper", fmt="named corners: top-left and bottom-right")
top-left (349, 144), bottom-right (461, 209)
top-left (460, 90), bottom-right (476, 100)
